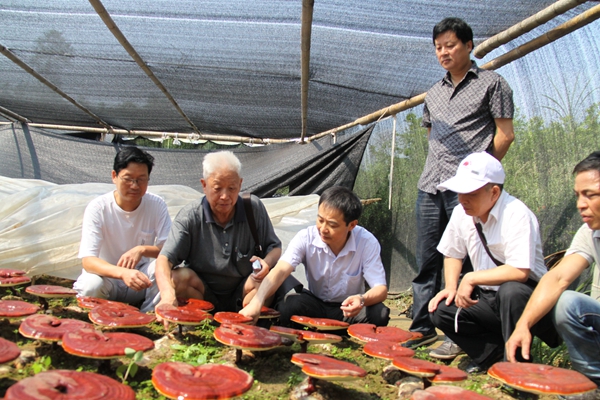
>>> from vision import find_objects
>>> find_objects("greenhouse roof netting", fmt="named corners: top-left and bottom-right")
top-left (0, 0), bottom-right (599, 142)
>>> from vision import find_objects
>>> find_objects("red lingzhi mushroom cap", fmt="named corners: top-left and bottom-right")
top-left (300, 330), bottom-right (343, 344)
top-left (152, 361), bottom-right (253, 400)
top-left (259, 306), bottom-right (280, 318)
top-left (291, 353), bottom-right (367, 381)
top-left (392, 356), bottom-right (441, 378)
top-left (0, 268), bottom-right (26, 277)
top-left (363, 340), bottom-right (415, 360)
top-left (0, 300), bottom-right (40, 318)
top-left (0, 276), bottom-right (31, 287)
top-left (3, 369), bottom-right (136, 400)
top-left (270, 325), bottom-right (305, 342)
top-left (25, 285), bottom-right (77, 298)
top-left (411, 384), bottom-right (493, 399)
top-left (348, 323), bottom-right (413, 343)
top-left (214, 311), bottom-right (253, 325)
top-left (156, 303), bottom-right (213, 325)
top-left (214, 323), bottom-right (282, 350)
top-left (0, 337), bottom-right (20, 364)
top-left (76, 296), bottom-right (138, 310)
top-left (19, 314), bottom-right (93, 342)
top-left (488, 362), bottom-right (598, 396)
top-left (290, 315), bottom-right (349, 330)
top-left (177, 298), bottom-right (215, 312)
top-left (429, 364), bottom-right (468, 383)
top-left (62, 328), bottom-right (154, 359)
top-left (89, 303), bottom-right (155, 327)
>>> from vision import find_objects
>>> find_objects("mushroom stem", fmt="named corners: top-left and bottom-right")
top-left (235, 349), bottom-right (242, 363)
top-left (39, 298), bottom-right (49, 311)
top-left (300, 342), bottom-right (308, 353)
top-left (178, 324), bottom-right (183, 336)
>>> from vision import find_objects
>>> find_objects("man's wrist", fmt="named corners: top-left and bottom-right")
top-left (358, 294), bottom-right (365, 307)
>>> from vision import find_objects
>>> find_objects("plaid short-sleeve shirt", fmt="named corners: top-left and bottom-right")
top-left (418, 62), bottom-right (514, 194)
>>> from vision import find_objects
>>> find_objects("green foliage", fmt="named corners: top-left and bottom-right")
top-left (170, 340), bottom-right (220, 366)
top-left (30, 355), bottom-right (52, 374)
top-left (116, 347), bottom-right (144, 384)
top-left (286, 371), bottom-right (303, 387)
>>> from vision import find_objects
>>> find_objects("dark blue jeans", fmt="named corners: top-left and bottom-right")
top-left (410, 189), bottom-right (460, 334)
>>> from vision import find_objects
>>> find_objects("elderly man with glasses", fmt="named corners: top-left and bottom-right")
top-left (73, 147), bottom-right (171, 311)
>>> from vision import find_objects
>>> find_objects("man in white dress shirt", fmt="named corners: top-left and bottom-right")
top-left (73, 147), bottom-right (171, 312)
top-left (428, 152), bottom-right (559, 373)
top-left (240, 186), bottom-right (390, 327)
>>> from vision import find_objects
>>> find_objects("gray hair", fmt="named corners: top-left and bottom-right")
top-left (202, 151), bottom-right (242, 179)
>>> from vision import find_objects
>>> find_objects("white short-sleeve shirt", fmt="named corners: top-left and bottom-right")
top-left (78, 191), bottom-right (171, 268)
top-left (281, 225), bottom-right (387, 302)
top-left (437, 190), bottom-right (546, 291)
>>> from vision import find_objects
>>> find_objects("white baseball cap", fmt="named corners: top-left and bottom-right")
top-left (437, 152), bottom-right (505, 194)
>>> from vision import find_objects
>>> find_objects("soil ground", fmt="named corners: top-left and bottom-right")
top-left (0, 277), bottom-right (571, 399)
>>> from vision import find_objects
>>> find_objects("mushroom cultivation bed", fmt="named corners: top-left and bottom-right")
top-left (0, 276), bottom-right (582, 399)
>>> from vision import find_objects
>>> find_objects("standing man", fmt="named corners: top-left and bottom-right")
top-left (240, 186), bottom-right (389, 327)
top-left (428, 152), bottom-right (558, 373)
top-left (507, 151), bottom-right (600, 390)
top-left (408, 17), bottom-right (515, 360)
top-left (154, 151), bottom-right (281, 318)
top-left (74, 147), bottom-right (171, 312)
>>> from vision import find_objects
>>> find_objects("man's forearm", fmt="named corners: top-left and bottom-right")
top-left (82, 257), bottom-right (122, 279)
top-left (155, 255), bottom-right (176, 302)
top-left (362, 285), bottom-right (387, 306)
top-left (491, 118), bottom-right (514, 161)
top-left (443, 257), bottom-right (463, 290)
top-left (263, 247), bottom-right (282, 268)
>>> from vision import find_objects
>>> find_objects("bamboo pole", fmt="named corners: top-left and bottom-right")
top-left (0, 106), bottom-right (29, 123)
top-left (474, 0), bottom-right (587, 59)
top-left (481, 3), bottom-right (600, 71)
top-left (0, 43), bottom-right (110, 129)
top-left (0, 121), bottom-right (297, 145)
top-left (388, 116), bottom-right (397, 210)
top-left (300, 0), bottom-right (315, 143)
top-left (88, 0), bottom-right (201, 135)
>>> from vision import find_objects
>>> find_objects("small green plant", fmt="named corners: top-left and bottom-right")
top-left (30, 355), bottom-right (52, 374)
top-left (171, 342), bottom-right (219, 365)
top-left (286, 371), bottom-right (303, 387)
top-left (116, 348), bottom-right (144, 384)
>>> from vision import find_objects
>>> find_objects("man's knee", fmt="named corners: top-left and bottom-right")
top-left (73, 273), bottom-right (111, 298)
top-left (553, 290), bottom-right (582, 327)
top-left (173, 268), bottom-right (204, 295)
top-left (365, 302), bottom-right (390, 326)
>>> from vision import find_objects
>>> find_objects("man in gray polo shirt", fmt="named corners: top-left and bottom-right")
top-left (407, 17), bottom-right (515, 358)
top-left (154, 151), bottom-right (281, 319)
top-left (507, 151), bottom-right (600, 392)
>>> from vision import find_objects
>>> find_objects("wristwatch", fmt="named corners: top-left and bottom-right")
top-left (359, 294), bottom-right (365, 307)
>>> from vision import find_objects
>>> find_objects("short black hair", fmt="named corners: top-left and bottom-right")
top-left (318, 186), bottom-right (362, 225)
top-left (573, 151), bottom-right (600, 175)
top-left (113, 147), bottom-right (155, 175)
top-left (433, 17), bottom-right (473, 46)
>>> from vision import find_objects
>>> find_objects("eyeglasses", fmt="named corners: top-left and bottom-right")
top-left (118, 176), bottom-right (149, 186)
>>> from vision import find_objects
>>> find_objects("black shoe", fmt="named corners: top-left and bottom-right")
top-left (401, 331), bottom-right (438, 349)
top-left (465, 360), bottom-right (486, 374)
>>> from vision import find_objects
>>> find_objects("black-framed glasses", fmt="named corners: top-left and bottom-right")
top-left (118, 176), bottom-right (149, 186)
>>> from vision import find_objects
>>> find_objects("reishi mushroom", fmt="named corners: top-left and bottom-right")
top-left (0, 299), bottom-right (40, 318)
top-left (214, 322), bottom-right (282, 363)
top-left (259, 306), bottom-right (280, 319)
top-left (291, 353), bottom-right (367, 381)
top-left (363, 340), bottom-right (415, 360)
top-left (155, 301), bottom-right (214, 336)
top-left (25, 285), bottom-right (77, 310)
top-left (429, 364), bottom-right (468, 383)
top-left (3, 369), bottom-right (136, 400)
top-left (0, 337), bottom-right (20, 365)
top-left (0, 268), bottom-right (31, 294)
top-left (392, 356), bottom-right (441, 378)
top-left (89, 303), bottom-right (155, 328)
top-left (410, 385), bottom-right (492, 399)
top-left (290, 315), bottom-right (349, 331)
top-left (488, 361), bottom-right (598, 396)
top-left (76, 296), bottom-right (138, 311)
top-left (152, 361), bottom-right (253, 400)
top-left (19, 314), bottom-right (93, 342)
top-left (348, 323), bottom-right (414, 343)
top-left (213, 311), bottom-right (253, 325)
top-left (62, 328), bottom-right (154, 359)
top-left (269, 325), bottom-right (342, 352)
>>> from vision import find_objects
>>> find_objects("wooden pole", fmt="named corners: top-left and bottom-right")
top-left (474, 0), bottom-right (587, 59)
top-left (88, 0), bottom-right (201, 134)
top-left (481, 3), bottom-right (600, 71)
top-left (300, 0), bottom-right (315, 143)
top-left (388, 116), bottom-right (396, 210)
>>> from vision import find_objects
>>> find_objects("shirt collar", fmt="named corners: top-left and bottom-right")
top-left (202, 195), bottom-right (246, 224)
top-left (311, 227), bottom-right (357, 257)
top-left (442, 60), bottom-right (479, 87)
top-left (593, 229), bottom-right (600, 240)
top-left (476, 190), bottom-right (508, 225)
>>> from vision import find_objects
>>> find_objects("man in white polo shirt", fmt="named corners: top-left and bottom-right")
top-left (73, 147), bottom-right (171, 312)
top-left (428, 152), bottom-right (559, 373)
top-left (240, 186), bottom-right (389, 327)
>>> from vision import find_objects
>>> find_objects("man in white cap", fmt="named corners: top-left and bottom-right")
top-left (428, 152), bottom-right (559, 374)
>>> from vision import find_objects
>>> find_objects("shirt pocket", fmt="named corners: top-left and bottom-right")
top-left (139, 230), bottom-right (156, 246)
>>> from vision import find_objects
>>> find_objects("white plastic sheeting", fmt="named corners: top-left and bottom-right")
top-left (0, 176), bottom-right (319, 281)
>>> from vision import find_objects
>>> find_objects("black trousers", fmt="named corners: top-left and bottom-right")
top-left (275, 289), bottom-right (391, 328)
top-left (430, 281), bottom-right (560, 369)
